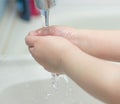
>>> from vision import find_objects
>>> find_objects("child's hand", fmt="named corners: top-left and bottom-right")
top-left (25, 30), bottom-right (78, 74)
top-left (35, 26), bottom-right (81, 47)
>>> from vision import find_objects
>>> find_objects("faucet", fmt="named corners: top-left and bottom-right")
top-left (35, 0), bottom-right (56, 10)
top-left (34, 0), bottom-right (56, 26)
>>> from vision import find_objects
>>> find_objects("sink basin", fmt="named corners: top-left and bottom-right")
top-left (0, 56), bottom-right (104, 104)
top-left (0, 0), bottom-right (120, 104)
top-left (0, 76), bottom-right (103, 104)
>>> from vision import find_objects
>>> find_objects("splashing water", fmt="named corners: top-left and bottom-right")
top-left (40, 10), bottom-right (83, 104)
top-left (41, 9), bottom-right (59, 89)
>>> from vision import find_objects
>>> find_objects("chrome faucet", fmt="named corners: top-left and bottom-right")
top-left (35, 0), bottom-right (56, 10)
top-left (34, 0), bottom-right (56, 26)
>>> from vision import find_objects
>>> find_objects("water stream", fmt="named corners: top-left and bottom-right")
top-left (40, 10), bottom-right (82, 104)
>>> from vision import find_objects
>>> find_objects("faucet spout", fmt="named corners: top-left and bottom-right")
top-left (35, 0), bottom-right (56, 10)
top-left (34, 0), bottom-right (56, 27)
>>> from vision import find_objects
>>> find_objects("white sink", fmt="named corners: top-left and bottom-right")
top-left (0, 0), bottom-right (120, 104)
top-left (0, 79), bottom-right (103, 104)
top-left (0, 56), bottom-right (104, 104)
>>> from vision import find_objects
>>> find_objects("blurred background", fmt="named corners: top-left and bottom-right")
top-left (0, 1), bottom-right (120, 103)
top-left (0, 0), bottom-right (120, 56)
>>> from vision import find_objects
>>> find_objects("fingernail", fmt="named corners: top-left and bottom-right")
top-left (29, 31), bottom-right (38, 36)
top-left (36, 28), bottom-right (47, 36)
top-left (36, 30), bottom-right (41, 34)
top-left (41, 27), bottom-right (50, 36)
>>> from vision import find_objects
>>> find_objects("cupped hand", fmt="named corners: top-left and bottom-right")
top-left (35, 26), bottom-right (81, 46)
top-left (25, 30), bottom-right (78, 74)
